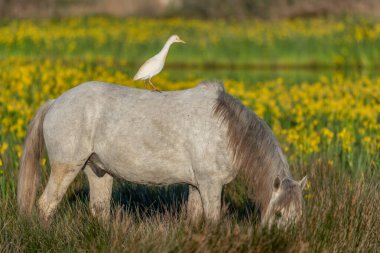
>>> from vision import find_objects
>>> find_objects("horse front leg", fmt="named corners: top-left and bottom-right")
top-left (198, 182), bottom-right (223, 224)
top-left (84, 165), bottom-right (113, 222)
top-left (187, 185), bottom-right (203, 224)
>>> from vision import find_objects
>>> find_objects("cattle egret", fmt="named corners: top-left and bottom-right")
top-left (134, 34), bottom-right (185, 91)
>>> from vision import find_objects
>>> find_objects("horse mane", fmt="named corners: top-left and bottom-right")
top-left (212, 82), bottom-right (290, 210)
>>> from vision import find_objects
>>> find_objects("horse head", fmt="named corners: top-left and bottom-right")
top-left (262, 176), bottom-right (307, 227)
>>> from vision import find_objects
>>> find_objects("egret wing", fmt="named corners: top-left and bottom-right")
top-left (133, 56), bottom-right (160, 80)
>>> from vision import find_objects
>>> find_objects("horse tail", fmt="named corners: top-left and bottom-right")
top-left (17, 99), bottom-right (55, 216)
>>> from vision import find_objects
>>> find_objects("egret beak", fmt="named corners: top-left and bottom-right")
top-left (177, 39), bottom-right (186, 44)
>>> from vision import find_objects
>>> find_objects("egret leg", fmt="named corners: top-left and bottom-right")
top-left (143, 80), bottom-right (150, 90)
top-left (149, 78), bottom-right (161, 92)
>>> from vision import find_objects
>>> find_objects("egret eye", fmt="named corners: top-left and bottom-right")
top-left (275, 211), bottom-right (282, 219)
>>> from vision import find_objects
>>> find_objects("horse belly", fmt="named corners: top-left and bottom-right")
top-left (96, 145), bottom-right (195, 185)
top-left (94, 123), bottom-right (197, 185)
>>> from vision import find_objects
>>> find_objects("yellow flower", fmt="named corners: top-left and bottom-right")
top-left (41, 158), bottom-right (47, 167)
top-left (321, 128), bottom-right (334, 144)
top-left (0, 142), bottom-right (9, 154)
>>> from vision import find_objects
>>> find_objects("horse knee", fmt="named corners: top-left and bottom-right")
top-left (84, 166), bottom-right (113, 221)
top-left (187, 185), bottom-right (203, 223)
top-left (198, 183), bottom-right (223, 224)
top-left (38, 193), bottom-right (57, 221)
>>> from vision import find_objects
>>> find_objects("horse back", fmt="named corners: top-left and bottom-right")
top-left (42, 81), bottom-right (232, 184)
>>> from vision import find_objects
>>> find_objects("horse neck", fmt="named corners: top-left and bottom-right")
top-left (246, 150), bottom-right (291, 215)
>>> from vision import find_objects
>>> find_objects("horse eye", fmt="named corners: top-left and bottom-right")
top-left (275, 211), bottom-right (282, 219)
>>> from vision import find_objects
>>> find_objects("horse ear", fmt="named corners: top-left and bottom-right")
top-left (299, 176), bottom-right (308, 190)
top-left (273, 176), bottom-right (281, 191)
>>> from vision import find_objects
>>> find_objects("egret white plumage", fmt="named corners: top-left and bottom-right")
top-left (133, 34), bottom-right (185, 91)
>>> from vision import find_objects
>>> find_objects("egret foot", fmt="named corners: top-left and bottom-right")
top-left (149, 79), bottom-right (162, 92)
top-left (151, 86), bottom-right (162, 93)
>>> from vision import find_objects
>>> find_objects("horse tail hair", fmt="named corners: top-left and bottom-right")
top-left (17, 99), bottom-right (55, 216)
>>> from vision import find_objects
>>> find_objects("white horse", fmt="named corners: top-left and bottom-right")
top-left (17, 81), bottom-right (307, 226)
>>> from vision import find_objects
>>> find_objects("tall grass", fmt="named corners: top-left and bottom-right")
top-left (0, 161), bottom-right (378, 252)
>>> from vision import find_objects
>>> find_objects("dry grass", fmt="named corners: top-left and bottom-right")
top-left (0, 160), bottom-right (378, 252)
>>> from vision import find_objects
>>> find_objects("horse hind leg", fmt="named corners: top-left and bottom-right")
top-left (38, 162), bottom-right (82, 221)
top-left (187, 185), bottom-right (203, 224)
top-left (84, 164), bottom-right (113, 222)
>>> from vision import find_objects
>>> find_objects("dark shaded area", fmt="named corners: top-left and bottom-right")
top-left (112, 181), bottom-right (188, 217)
top-left (67, 177), bottom-right (260, 222)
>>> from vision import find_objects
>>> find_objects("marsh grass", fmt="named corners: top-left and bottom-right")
top-left (0, 17), bottom-right (379, 252)
top-left (2, 17), bottom-right (380, 67)
top-left (0, 161), bottom-right (378, 252)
